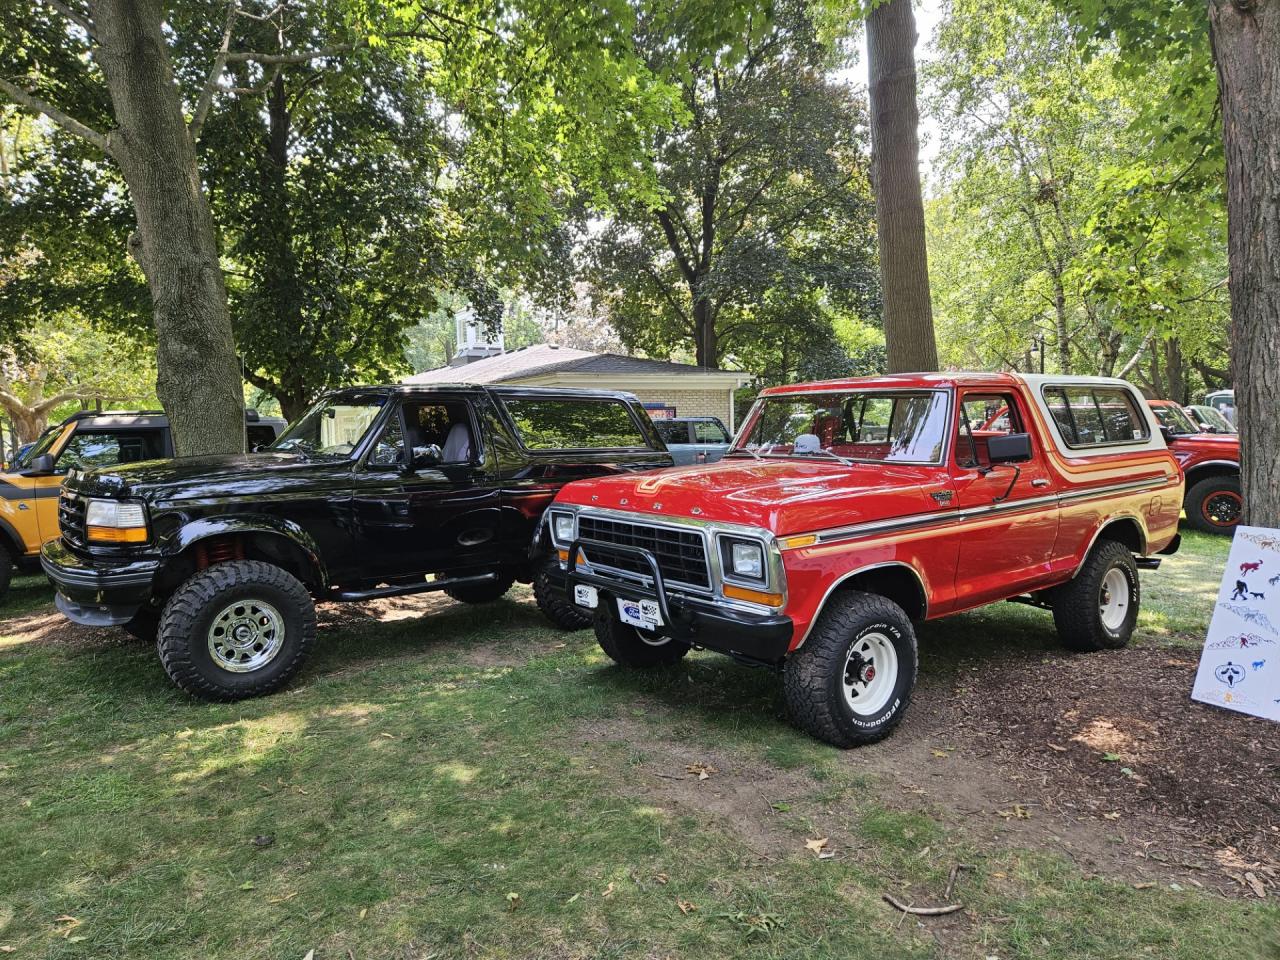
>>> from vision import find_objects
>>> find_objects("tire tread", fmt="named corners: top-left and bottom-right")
top-left (1051, 539), bottom-right (1139, 652)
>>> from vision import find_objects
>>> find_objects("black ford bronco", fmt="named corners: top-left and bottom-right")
top-left (41, 385), bottom-right (672, 699)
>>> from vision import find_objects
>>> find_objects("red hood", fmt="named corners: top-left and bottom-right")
top-left (1168, 433), bottom-right (1240, 456)
top-left (553, 458), bottom-right (948, 536)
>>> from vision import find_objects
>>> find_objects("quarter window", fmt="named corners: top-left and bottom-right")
top-left (502, 397), bottom-right (651, 451)
top-left (1043, 386), bottom-right (1149, 448)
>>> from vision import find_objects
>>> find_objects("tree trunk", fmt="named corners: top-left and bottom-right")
top-left (867, 0), bottom-right (938, 373)
top-left (1209, 0), bottom-right (1280, 526)
top-left (90, 0), bottom-right (245, 457)
top-left (693, 292), bottom-right (717, 367)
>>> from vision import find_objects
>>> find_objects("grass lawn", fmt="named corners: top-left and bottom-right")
top-left (1, 531), bottom-right (1277, 959)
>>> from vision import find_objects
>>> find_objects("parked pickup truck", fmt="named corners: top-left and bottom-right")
top-left (1147, 399), bottom-right (1242, 535)
top-left (41, 385), bottom-right (671, 700)
top-left (543, 373), bottom-right (1183, 747)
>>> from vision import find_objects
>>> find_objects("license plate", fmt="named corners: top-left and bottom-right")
top-left (573, 584), bottom-right (599, 609)
top-left (618, 597), bottom-right (663, 630)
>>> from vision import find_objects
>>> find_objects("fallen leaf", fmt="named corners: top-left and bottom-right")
top-left (359, 907), bottom-right (368, 920)
top-left (805, 837), bottom-right (829, 855)
top-left (0, 946), bottom-right (15, 953)
top-left (686, 763), bottom-right (717, 780)
top-left (931, 749), bottom-right (949, 759)
top-left (677, 899), bottom-right (697, 914)
top-left (267, 892), bottom-right (298, 904)
top-left (652, 873), bottom-right (669, 885)
top-left (1101, 753), bottom-right (1122, 762)
top-left (996, 805), bottom-right (1031, 820)
top-left (1102, 812), bottom-right (1121, 821)
top-left (54, 917), bottom-right (78, 925)
top-left (380, 733), bottom-right (396, 739)
top-left (602, 882), bottom-right (616, 899)
top-left (1133, 882), bottom-right (1155, 890)
top-left (771, 802), bottom-right (791, 812)
top-left (66, 937), bottom-right (87, 945)
top-left (239, 881), bottom-right (256, 891)
top-left (250, 835), bottom-right (275, 848)
top-left (1244, 872), bottom-right (1267, 899)
top-left (1047, 742), bottom-right (1068, 753)
top-left (506, 892), bottom-right (520, 912)
top-left (565, 893), bottom-right (580, 904)
top-left (303, 951), bottom-right (315, 960)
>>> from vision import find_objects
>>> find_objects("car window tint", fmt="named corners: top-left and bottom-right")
top-left (502, 398), bottom-right (650, 450)
top-left (56, 430), bottom-right (165, 471)
top-left (1043, 386), bottom-right (1149, 448)
top-left (368, 411), bottom-right (405, 467)
top-left (654, 421), bottom-right (691, 445)
top-left (693, 420), bottom-right (729, 443)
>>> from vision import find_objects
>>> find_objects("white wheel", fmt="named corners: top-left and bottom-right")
top-left (841, 631), bottom-right (899, 716)
top-left (1098, 567), bottom-right (1130, 632)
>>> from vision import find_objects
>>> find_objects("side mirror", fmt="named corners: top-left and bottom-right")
top-left (1158, 425), bottom-right (1176, 443)
top-left (22, 453), bottom-right (56, 476)
top-left (987, 432), bottom-right (1032, 465)
top-left (411, 444), bottom-right (443, 469)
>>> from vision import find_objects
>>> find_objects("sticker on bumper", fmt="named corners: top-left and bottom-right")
top-left (573, 584), bottom-right (599, 609)
top-left (618, 597), bottom-right (663, 630)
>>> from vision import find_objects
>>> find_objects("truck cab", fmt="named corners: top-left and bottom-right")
top-left (545, 373), bottom-right (1182, 747)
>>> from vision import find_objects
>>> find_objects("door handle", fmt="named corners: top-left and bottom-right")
top-left (1031, 478), bottom-right (1050, 488)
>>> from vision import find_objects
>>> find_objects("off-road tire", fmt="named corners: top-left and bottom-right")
top-left (533, 556), bottom-right (592, 631)
top-left (122, 606), bottom-right (160, 642)
top-left (156, 560), bottom-right (315, 701)
top-left (782, 591), bottom-right (918, 748)
top-left (443, 575), bottom-right (514, 605)
top-left (1051, 539), bottom-right (1140, 652)
top-left (0, 543), bottom-right (12, 604)
top-left (594, 607), bottom-right (690, 667)
top-left (1184, 475), bottom-right (1242, 535)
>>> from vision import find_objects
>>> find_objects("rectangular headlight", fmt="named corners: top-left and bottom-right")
top-left (720, 536), bottom-right (766, 583)
top-left (552, 512), bottom-right (575, 546)
top-left (85, 499), bottom-right (148, 543)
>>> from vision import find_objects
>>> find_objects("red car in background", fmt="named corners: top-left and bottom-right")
top-left (1147, 399), bottom-right (1241, 534)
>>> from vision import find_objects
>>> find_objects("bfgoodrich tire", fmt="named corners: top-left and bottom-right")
top-left (594, 607), bottom-right (690, 667)
top-left (532, 556), bottom-right (592, 631)
top-left (782, 591), bottom-right (918, 748)
top-left (1184, 475), bottom-right (1242, 535)
top-left (0, 543), bottom-right (11, 605)
top-left (443, 574), bottom-right (514, 604)
top-left (1051, 539), bottom-right (1140, 652)
top-left (156, 560), bottom-right (316, 701)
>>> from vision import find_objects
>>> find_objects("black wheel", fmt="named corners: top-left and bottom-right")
top-left (593, 606), bottom-right (690, 667)
top-left (0, 543), bottom-right (11, 605)
top-left (1184, 476), bottom-right (1242, 535)
top-left (782, 591), bottom-right (918, 748)
top-left (443, 574), bottom-right (514, 604)
top-left (156, 560), bottom-right (316, 701)
top-left (122, 606), bottom-right (160, 642)
top-left (1051, 539), bottom-right (1140, 652)
top-left (532, 556), bottom-right (592, 631)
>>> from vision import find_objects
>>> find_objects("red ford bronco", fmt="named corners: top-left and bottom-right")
top-left (1146, 399), bottom-right (1242, 535)
top-left (543, 373), bottom-right (1183, 747)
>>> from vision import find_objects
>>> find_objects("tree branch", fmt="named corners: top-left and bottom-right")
top-left (1115, 331), bottom-right (1155, 379)
top-left (40, 0), bottom-right (95, 38)
top-left (189, 0), bottom-right (239, 140)
top-left (0, 78), bottom-right (109, 153)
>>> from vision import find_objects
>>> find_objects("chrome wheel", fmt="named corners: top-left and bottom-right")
top-left (842, 631), bottom-right (899, 716)
top-left (207, 598), bottom-right (286, 673)
top-left (1099, 567), bottom-right (1130, 632)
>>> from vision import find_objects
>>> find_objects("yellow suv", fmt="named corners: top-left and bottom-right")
top-left (0, 410), bottom-right (285, 602)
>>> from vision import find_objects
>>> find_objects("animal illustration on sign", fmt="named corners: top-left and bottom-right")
top-left (1240, 531), bottom-right (1280, 552)
top-left (1270, 574), bottom-right (1280, 586)
top-left (1253, 591), bottom-right (1268, 600)
top-left (1252, 660), bottom-right (1266, 671)
top-left (1215, 662), bottom-right (1247, 688)
top-left (1241, 560), bottom-right (1263, 574)
top-left (1221, 603), bottom-right (1280, 636)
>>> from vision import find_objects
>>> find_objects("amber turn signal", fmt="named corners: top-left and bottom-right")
top-left (722, 584), bottom-right (784, 607)
top-left (780, 534), bottom-right (818, 550)
top-left (86, 525), bottom-right (148, 544)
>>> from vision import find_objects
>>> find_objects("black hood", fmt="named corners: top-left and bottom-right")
top-left (65, 452), bottom-right (348, 502)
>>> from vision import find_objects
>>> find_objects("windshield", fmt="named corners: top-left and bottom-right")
top-left (1150, 403), bottom-right (1199, 435)
top-left (14, 424), bottom-right (66, 468)
top-left (734, 390), bottom-right (950, 465)
top-left (1190, 405), bottom-right (1236, 434)
top-left (269, 395), bottom-right (388, 459)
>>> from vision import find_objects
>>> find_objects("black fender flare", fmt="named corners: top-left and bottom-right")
top-left (164, 515), bottom-right (329, 588)
top-left (0, 515), bottom-right (24, 558)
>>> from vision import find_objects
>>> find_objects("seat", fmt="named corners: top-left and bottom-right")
top-left (441, 422), bottom-right (472, 463)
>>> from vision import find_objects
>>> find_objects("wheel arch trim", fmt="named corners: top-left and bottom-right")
top-left (165, 516), bottom-right (328, 588)
top-left (794, 561), bottom-right (929, 650)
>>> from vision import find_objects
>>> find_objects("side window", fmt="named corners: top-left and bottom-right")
top-left (405, 402), bottom-right (474, 463)
top-left (1043, 386), bottom-right (1149, 448)
top-left (56, 430), bottom-right (165, 472)
top-left (502, 398), bottom-right (651, 451)
top-left (693, 420), bottom-right (730, 443)
top-left (246, 425), bottom-right (277, 449)
top-left (655, 421), bottom-right (690, 445)
top-left (368, 411), bottom-right (405, 468)
top-left (956, 393), bottom-right (1021, 468)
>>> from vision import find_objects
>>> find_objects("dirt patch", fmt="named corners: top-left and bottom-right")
top-left (0, 606), bottom-right (122, 651)
top-left (857, 641), bottom-right (1280, 899)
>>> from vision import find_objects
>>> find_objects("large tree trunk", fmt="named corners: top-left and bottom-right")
top-left (90, 0), bottom-right (245, 457)
top-left (867, 0), bottom-right (939, 373)
top-left (1209, 0), bottom-right (1280, 526)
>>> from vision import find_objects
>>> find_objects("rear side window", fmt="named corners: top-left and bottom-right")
top-left (693, 420), bottom-right (730, 443)
top-left (655, 421), bottom-right (691, 445)
top-left (502, 397), bottom-right (652, 451)
top-left (1043, 386), bottom-right (1149, 448)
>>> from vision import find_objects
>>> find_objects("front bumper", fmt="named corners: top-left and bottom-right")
top-left (40, 538), bottom-right (159, 626)
top-left (555, 539), bottom-right (794, 665)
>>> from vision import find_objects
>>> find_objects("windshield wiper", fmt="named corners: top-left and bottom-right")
top-left (726, 447), bottom-right (763, 461)
top-left (796, 448), bottom-right (855, 466)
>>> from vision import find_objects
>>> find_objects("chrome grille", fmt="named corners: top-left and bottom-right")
top-left (59, 493), bottom-right (88, 548)
top-left (578, 515), bottom-right (710, 589)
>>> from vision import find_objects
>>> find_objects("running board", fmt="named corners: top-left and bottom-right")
top-left (331, 572), bottom-right (498, 602)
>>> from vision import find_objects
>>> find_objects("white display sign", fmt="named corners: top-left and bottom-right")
top-left (1192, 525), bottom-right (1280, 723)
